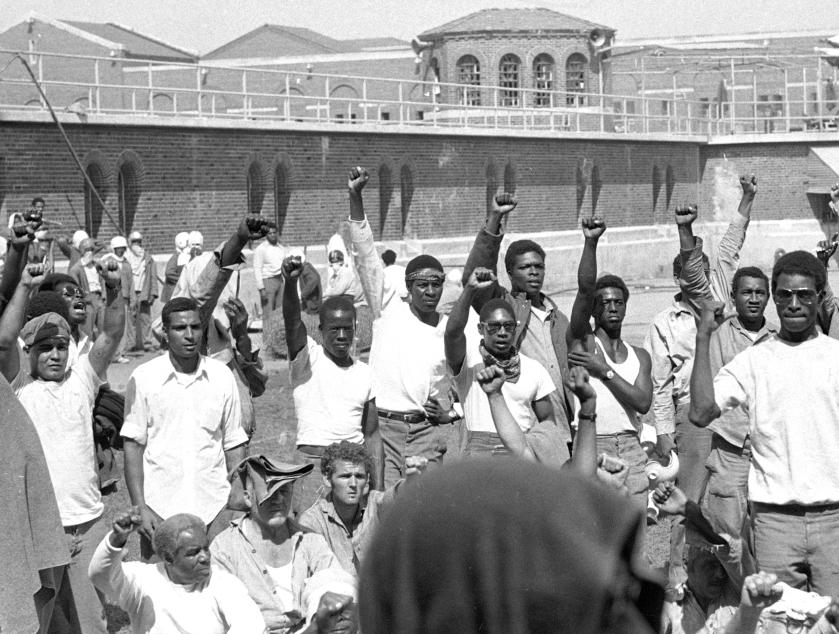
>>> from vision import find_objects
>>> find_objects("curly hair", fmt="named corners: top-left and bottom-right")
top-left (595, 274), bottom-right (630, 302)
top-left (320, 441), bottom-right (374, 479)
top-left (771, 251), bottom-right (826, 293)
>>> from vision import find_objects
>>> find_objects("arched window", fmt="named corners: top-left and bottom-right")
top-left (533, 54), bottom-right (554, 107)
top-left (499, 54), bottom-right (521, 107)
top-left (84, 163), bottom-right (106, 238)
top-left (566, 54), bottom-right (588, 107)
top-left (117, 162), bottom-right (140, 235)
top-left (456, 55), bottom-right (481, 106)
top-left (247, 163), bottom-right (265, 214)
top-left (274, 163), bottom-right (290, 235)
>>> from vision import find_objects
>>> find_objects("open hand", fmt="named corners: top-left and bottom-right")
top-left (492, 193), bottom-right (518, 216)
top-left (348, 166), bottom-right (369, 195)
top-left (674, 204), bottom-right (698, 227)
top-left (466, 267), bottom-right (496, 290)
top-left (582, 215), bottom-right (606, 240)
top-left (477, 364), bottom-right (506, 394)
top-left (739, 174), bottom-right (757, 197)
top-left (110, 506), bottom-right (143, 548)
top-left (652, 481), bottom-right (688, 515)
top-left (740, 572), bottom-right (783, 611)
top-left (282, 255), bottom-right (304, 280)
top-left (223, 297), bottom-right (249, 331)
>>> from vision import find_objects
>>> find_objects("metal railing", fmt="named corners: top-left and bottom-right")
top-left (1, 49), bottom-right (837, 136)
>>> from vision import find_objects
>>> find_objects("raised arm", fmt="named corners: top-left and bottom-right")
top-left (444, 267), bottom-right (495, 375)
top-left (0, 261), bottom-right (43, 382)
top-left (281, 255), bottom-right (307, 361)
top-left (567, 216), bottom-right (606, 346)
top-left (477, 365), bottom-right (534, 459)
top-left (461, 194), bottom-right (516, 311)
top-left (689, 301), bottom-right (728, 426)
top-left (88, 261), bottom-right (125, 380)
top-left (346, 166), bottom-right (386, 318)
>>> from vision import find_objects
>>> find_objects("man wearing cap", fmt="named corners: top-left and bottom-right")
top-left (0, 239), bottom-right (125, 634)
top-left (346, 166), bottom-right (458, 488)
top-left (100, 236), bottom-right (134, 363)
top-left (281, 255), bottom-right (382, 515)
top-left (162, 231), bottom-right (190, 304)
top-left (212, 455), bottom-right (346, 633)
top-left (125, 231), bottom-right (159, 353)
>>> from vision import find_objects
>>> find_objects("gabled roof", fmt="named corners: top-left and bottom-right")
top-left (63, 21), bottom-right (196, 60)
top-left (419, 8), bottom-right (613, 40)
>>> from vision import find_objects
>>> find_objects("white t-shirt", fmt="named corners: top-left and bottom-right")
top-left (12, 355), bottom-right (103, 525)
top-left (714, 333), bottom-right (839, 505)
top-left (369, 300), bottom-right (449, 413)
top-left (453, 344), bottom-right (556, 434)
top-left (290, 336), bottom-right (374, 446)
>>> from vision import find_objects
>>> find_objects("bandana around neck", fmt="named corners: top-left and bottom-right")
top-left (479, 340), bottom-right (521, 384)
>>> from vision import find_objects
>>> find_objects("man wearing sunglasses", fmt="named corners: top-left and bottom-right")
top-left (690, 251), bottom-right (839, 597)
top-left (445, 267), bottom-right (556, 457)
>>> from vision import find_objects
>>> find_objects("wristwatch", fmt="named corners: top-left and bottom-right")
top-left (602, 369), bottom-right (615, 381)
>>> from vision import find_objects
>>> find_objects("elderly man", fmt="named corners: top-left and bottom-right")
top-left (211, 455), bottom-right (352, 634)
top-left (122, 296), bottom-right (248, 561)
top-left (125, 231), bottom-right (159, 353)
top-left (299, 442), bottom-right (425, 576)
top-left (0, 235), bottom-right (125, 634)
top-left (89, 508), bottom-right (266, 633)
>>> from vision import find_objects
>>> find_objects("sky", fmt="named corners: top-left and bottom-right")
top-left (2, 0), bottom-right (838, 55)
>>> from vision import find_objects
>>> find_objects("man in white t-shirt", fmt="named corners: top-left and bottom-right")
top-left (690, 251), bottom-right (839, 597)
top-left (0, 248), bottom-right (125, 634)
top-left (282, 254), bottom-right (382, 516)
top-left (445, 267), bottom-right (557, 457)
top-left (347, 167), bottom-right (459, 488)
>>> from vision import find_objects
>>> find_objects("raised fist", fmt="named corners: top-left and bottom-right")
top-left (492, 193), bottom-right (518, 216)
top-left (348, 166), bottom-right (369, 195)
top-left (739, 174), bottom-right (757, 196)
top-left (674, 204), bottom-right (698, 227)
top-left (477, 364), bottom-right (506, 394)
top-left (581, 215), bottom-right (606, 240)
top-left (466, 267), bottom-right (496, 290)
top-left (282, 255), bottom-right (303, 280)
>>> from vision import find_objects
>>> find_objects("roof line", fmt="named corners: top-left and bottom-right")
top-left (106, 22), bottom-right (198, 57)
top-left (28, 11), bottom-right (124, 50)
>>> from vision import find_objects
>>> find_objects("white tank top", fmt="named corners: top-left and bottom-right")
top-left (591, 337), bottom-right (641, 435)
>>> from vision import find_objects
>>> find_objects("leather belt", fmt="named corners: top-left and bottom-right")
top-left (377, 408), bottom-right (426, 424)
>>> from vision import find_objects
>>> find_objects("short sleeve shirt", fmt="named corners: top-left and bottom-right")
top-left (454, 345), bottom-right (556, 433)
top-left (290, 337), bottom-right (374, 446)
top-left (13, 355), bottom-right (103, 525)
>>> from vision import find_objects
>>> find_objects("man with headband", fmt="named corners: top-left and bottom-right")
top-left (446, 267), bottom-right (557, 457)
top-left (346, 166), bottom-right (459, 488)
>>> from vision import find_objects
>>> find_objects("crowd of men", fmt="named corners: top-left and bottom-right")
top-left (2, 169), bottom-right (839, 634)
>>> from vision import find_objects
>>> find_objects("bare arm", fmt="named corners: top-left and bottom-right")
top-left (88, 264), bottom-right (125, 380)
top-left (568, 217), bottom-right (606, 346)
top-left (362, 398), bottom-right (384, 490)
top-left (281, 256), bottom-right (307, 361)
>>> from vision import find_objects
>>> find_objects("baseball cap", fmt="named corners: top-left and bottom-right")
top-left (128, 231), bottom-right (142, 242)
top-left (228, 455), bottom-right (313, 510)
top-left (20, 313), bottom-right (72, 347)
top-left (110, 236), bottom-right (128, 249)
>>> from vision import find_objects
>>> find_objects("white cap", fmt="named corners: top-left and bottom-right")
top-left (110, 235), bottom-right (128, 249)
top-left (175, 231), bottom-right (189, 250)
top-left (188, 231), bottom-right (203, 247)
top-left (128, 231), bottom-right (142, 242)
top-left (72, 230), bottom-right (89, 249)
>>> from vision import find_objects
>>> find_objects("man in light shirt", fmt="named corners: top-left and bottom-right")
top-left (690, 251), bottom-right (839, 596)
top-left (282, 254), bottom-right (382, 515)
top-left (0, 236), bottom-right (124, 634)
top-left (346, 166), bottom-right (458, 488)
top-left (122, 296), bottom-right (248, 561)
top-left (254, 221), bottom-right (286, 317)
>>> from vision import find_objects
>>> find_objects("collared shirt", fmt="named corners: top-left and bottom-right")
top-left (707, 317), bottom-right (778, 447)
top-left (714, 334), bottom-right (839, 505)
top-left (644, 295), bottom-right (697, 435)
top-left (90, 533), bottom-right (266, 634)
top-left (121, 354), bottom-right (246, 523)
top-left (253, 241), bottom-right (285, 290)
top-left (299, 488), bottom-right (397, 576)
top-left (210, 518), bottom-right (341, 633)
